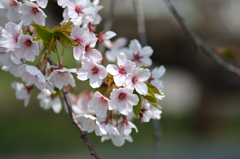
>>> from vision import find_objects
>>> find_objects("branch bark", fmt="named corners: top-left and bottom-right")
top-left (164, 0), bottom-right (240, 77)
top-left (132, 1), bottom-right (161, 159)
top-left (47, 57), bottom-right (100, 159)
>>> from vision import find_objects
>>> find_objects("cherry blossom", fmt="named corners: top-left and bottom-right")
top-left (19, 1), bottom-right (47, 26)
top-left (71, 26), bottom-right (91, 61)
top-left (125, 68), bottom-right (151, 95)
top-left (57, 0), bottom-right (70, 8)
top-left (148, 66), bottom-right (166, 87)
top-left (75, 114), bottom-right (107, 136)
top-left (37, 89), bottom-right (62, 113)
top-left (127, 39), bottom-right (153, 67)
top-left (100, 122), bottom-right (119, 136)
top-left (15, 34), bottom-right (39, 62)
top-left (47, 67), bottom-right (76, 89)
top-left (29, 0), bottom-right (48, 8)
top-left (67, 0), bottom-right (96, 19)
top-left (106, 52), bottom-right (136, 86)
top-left (18, 64), bottom-right (47, 90)
top-left (77, 58), bottom-right (107, 88)
top-left (0, 51), bottom-right (22, 77)
top-left (117, 118), bottom-right (138, 136)
top-left (88, 91), bottom-right (109, 117)
top-left (96, 31), bottom-right (116, 44)
top-left (108, 88), bottom-right (139, 115)
top-left (101, 134), bottom-right (133, 147)
top-left (0, 0), bottom-right (21, 22)
top-left (0, 21), bottom-right (22, 52)
top-left (11, 82), bottom-right (31, 107)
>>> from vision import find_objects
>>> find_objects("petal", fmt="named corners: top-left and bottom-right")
top-left (135, 82), bottom-right (148, 95)
top-left (117, 52), bottom-right (127, 66)
top-left (89, 74), bottom-right (102, 88)
top-left (129, 39), bottom-right (141, 53)
top-left (106, 64), bottom-right (119, 75)
top-left (77, 69), bottom-right (91, 80)
top-left (141, 46), bottom-right (153, 56)
top-left (114, 74), bottom-right (126, 87)
top-left (105, 31), bottom-right (116, 40)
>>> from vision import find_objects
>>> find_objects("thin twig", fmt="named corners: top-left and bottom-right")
top-left (132, 0), bottom-right (161, 158)
top-left (47, 57), bottom-right (100, 159)
top-left (133, 0), bottom-right (148, 46)
top-left (164, 0), bottom-right (240, 77)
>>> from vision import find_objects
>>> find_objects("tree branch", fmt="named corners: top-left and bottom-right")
top-left (132, 1), bottom-right (161, 159)
top-left (164, 0), bottom-right (240, 77)
top-left (47, 57), bottom-right (100, 159)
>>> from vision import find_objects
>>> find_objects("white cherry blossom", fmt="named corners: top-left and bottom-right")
top-left (77, 58), bottom-right (107, 88)
top-left (67, 0), bottom-right (96, 19)
top-left (19, 1), bottom-right (47, 26)
top-left (37, 89), bottom-right (62, 113)
top-left (0, 21), bottom-right (22, 52)
top-left (71, 27), bottom-right (91, 61)
top-left (117, 119), bottom-right (138, 136)
top-left (100, 123), bottom-right (119, 136)
top-left (148, 65), bottom-right (166, 87)
top-left (0, 51), bottom-right (22, 77)
top-left (15, 34), bottom-right (39, 62)
top-left (0, 0), bottom-right (21, 22)
top-left (47, 67), bottom-right (76, 89)
top-left (106, 52), bottom-right (136, 86)
top-left (18, 64), bottom-right (47, 90)
top-left (57, 0), bottom-right (70, 8)
top-left (101, 134), bottom-right (133, 147)
top-left (75, 114), bottom-right (107, 136)
top-left (127, 39), bottom-right (153, 67)
top-left (125, 68), bottom-right (151, 95)
top-left (108, 88), bottom-right (139, 115)
top-left (11, 82), bottom-right (30, 107)
top-left (29, 0), bottom-right (48, 8)
top-left (88, 91), bottom-right (109, 117)
top-left (96, 31), bottom-right (116, 44)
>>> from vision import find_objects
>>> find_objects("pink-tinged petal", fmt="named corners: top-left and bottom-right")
top-left (67, 2), bottom-right (78, 19)
top-left (52, 97), bottom-right (62, 113)
top-left (108, 98), bottom-right (118, 110)
top-left (112, 37), bottom-right (127, 49)
top-left (106, 64), bottom-right (118, 75)
top-left (152, 66), bottom-right (166, 79)
top-left (89, 74), bottom-right (102, 88)
top-left (135, 82), bottom-right (148, 95)
top-left (36, 0), bottom-right (48, 8)
top-left (21, 14), bottom-right (34, 26)
top-left (74, 45), bottom-right (84, 60)
top-left (77, 69), bottom-right (91, 80)
top-left (112, 136), bottom-right (125, 147)
top-left (86, 48), bottom-right (102, 63)
top-left (26, 65), bottom-right (39, 75)
top-left (118, 101), bottom-right (129, 115)
top-left (141, 46), bottom-right (153, 56)
top-left (114, 73), bottom-right (126, 87)
top-left (127, 94), bottom-right (139, 106)
top-left (69, 74), bottom-right (76, 87)
top-left (129, 39), bottom-right (141, 53)
top-left (98, 65), bottom-right (107, 79)
top-left (123, 61), bottom-right (136, 73)
top-left (82, 4), bottom-right (96, 14)
top-left (34, 11), bottom-right (46, 26)
top-left (81, 58), bottom-right (95, 70)
top-left (138, 69), bottom-right (151, 81)
top-left (140, 57), bottom-right (152, 67)
top-left (105, 31), bottom-right (116, 40)
top-left (117, 52), bottom-right (127, 66)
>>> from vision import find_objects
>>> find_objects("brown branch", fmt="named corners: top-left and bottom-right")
top-left (132, 1), bottom-right (161, 159)
top-left (47, 57), bottom-right (100, 159)
top-left (164, 0), bottom-right (240, 77)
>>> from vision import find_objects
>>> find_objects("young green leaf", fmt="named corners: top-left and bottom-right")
top-left (146, 83), bottom-right (163, 96)
top-left (133, 90), bottom-right (142, 118)
top-left (143, 84), bottom-right (161, 110)
top-left (54, 31), bottom-right (79, 46)
top-left (31, 24), bottom-right (53, 41)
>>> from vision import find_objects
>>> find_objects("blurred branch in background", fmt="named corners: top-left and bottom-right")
top-left (132, 0), bottom-right (161, 159)
top-left (164, 0), bottom-right (240, 77)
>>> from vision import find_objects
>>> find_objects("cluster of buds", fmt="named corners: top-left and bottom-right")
top-left (0, 0), bottom-right (165, 147)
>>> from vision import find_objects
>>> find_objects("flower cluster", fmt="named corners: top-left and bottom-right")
top-left (0, 0), bottom-right (165, 147)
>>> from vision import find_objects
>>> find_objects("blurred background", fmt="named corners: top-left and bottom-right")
top-left (1, 0), bottom-right (240, 158)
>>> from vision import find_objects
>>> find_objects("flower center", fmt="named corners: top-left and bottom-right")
top-left (92, 67), bottom-right (99, 74)
top-left (85, 45), bottom-right (93, 53)
top-left (118, 93), bottom-right (126, 101)
top-left (75, 5), bottom-right (83, 14)
top-left (24, 39), bottom-right (32, 47)
top-left (86, 119), bottom-right (94, 125)
top-left (148, 75), bottom-right (154, 83)
top-left (10, 1), bottom-right (17, 6)
top-left (119, 67), bottom-right (126, 74)
top-left (74, 38), bottom-right (82, 44)
top-left (101, 97), bottom-right (107, 104)
top-left (132, 76), bottom-right (138, 84)
top-left (31, 7), bottom-right (39, 14)
top-left (132, 52), bottom-right (143, 62)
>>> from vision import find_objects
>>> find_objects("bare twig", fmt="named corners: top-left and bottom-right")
top-left (132, 0), bottom-right (161, 158)
top-left (133, 0), bottom-right (148, 46)
top-left (47, 57), bottom-right (100, 159)
top-left (164, 0), bottom-right (240, 77)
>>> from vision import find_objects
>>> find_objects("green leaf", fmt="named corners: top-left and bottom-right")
top-left (31, 24), bottom-right (53, 41)
top-left (146, 83), bottom-right (163, 96)
top-left (133, 90), bottom-right (142, 118)
top-left (54, 31), bottom-right (79, 46)
top-left (52, 89), bottom-right (63, 99)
